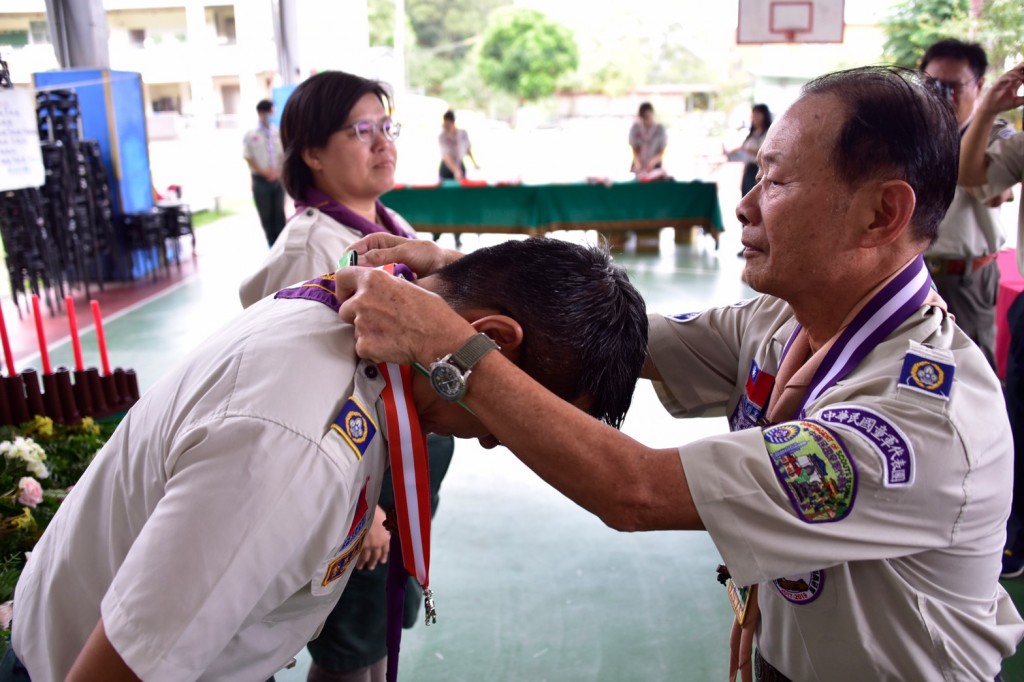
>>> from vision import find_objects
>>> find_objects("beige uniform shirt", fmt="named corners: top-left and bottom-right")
top-left (243, 124), bottom-right (283, 175)
top-left (648, 294), bottom-right (1024, 680)
top-left (927, 122), bottom-right (1010, 260)
top-left (13, 295), bottom-right (389, 681)
top-left (238, 206), bottom-right (415, 308)
top-left (972, 128), bottom-right (1024, 274)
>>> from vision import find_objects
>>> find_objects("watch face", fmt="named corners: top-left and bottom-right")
top-left (430, 362), bottom-right (466, 401)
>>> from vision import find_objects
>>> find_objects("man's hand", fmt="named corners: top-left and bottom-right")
top-left (728, 585), bottom-right (760, 682)
top-left (977, 62), bottom-right (1024, 118)
top-left (263, 168), bottom-right (280, 183)
top-left (355, 506), bottom-right (390, 570)
top-left (346, 234), bottom-right (462, 277)
top-left (334, 266), bottom-right (474, 366)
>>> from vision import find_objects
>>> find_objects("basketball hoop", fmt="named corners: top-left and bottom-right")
top-left (737, 0), bottom-right (844, 45)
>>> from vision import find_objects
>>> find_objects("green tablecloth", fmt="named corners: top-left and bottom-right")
top-left (381, 180), bottom-right (724, 235)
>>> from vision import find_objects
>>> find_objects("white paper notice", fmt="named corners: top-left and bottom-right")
top-left (0, 89), bottom-right (45, 192)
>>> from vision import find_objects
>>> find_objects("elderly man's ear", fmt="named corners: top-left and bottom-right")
top-left (469, 315), bottom-right (524, 356)
top-left (857, 179), bottom-right (917, 248)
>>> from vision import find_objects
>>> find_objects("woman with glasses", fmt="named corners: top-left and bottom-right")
top-left (239, 70), bottom-right (412, 307)
top-left (237, 71), bottom-right (455, 682)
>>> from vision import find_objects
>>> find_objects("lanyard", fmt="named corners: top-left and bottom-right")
top-left (379, 363), bottom-right (435, 682)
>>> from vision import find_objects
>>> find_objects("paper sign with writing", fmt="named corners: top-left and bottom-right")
top-left (0, 89), bottom-right (45, 192)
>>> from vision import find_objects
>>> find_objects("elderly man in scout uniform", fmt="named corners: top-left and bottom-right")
top-left (333, 66), bottom-right (1024, 680)
top-left (9, 238), bottom-right (647, 681)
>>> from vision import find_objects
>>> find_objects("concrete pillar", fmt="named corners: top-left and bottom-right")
top-left (44, 0), bottom-right (110, 69)
top-left (184, 0), bottom-right (216, 125)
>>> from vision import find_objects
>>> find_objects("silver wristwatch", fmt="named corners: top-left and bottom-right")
top-left (429, 333), bottom-right (499, 402)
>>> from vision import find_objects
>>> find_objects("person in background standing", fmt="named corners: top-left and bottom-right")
top-left (920, 38), bottom-right (1009, 372)
top-left (725, 104), bottom-right (772, 257)
top-left (243, 99), bottom-right (287, 247)
top-left (957, 59), bottom-right (1024, 579)
top-left (438, 110), bottom-right (478, 182)
top-left (628, 102), bottom-right (667, 174)
top-left (436, 110), bottom-right (477, 246)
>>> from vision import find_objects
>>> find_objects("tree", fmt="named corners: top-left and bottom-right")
top-left (881, 0), bottom-right (1022, 71)
top-left (477, 8), bottom-right (579, 106)
top-left (881, 0), bottom-right (969, 67)
top-left (946, 0), bottom-right (1024, 70)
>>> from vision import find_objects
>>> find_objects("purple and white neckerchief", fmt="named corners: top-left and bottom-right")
top-left (785, 254), bottom-right (932, 418)
top-left (295, 188), bottom-right (416, 239)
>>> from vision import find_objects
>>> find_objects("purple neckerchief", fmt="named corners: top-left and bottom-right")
top-left (386, 532), bottom-right (407, 682)
top-left (780, 255), bottom-right (932, 418)
top-left (274, 264), bottom-right (415, 309)
top-left (295, 188), bottom-right (416, 239)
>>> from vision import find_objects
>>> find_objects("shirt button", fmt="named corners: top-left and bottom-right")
top-left (364, 365), bottom-right (378, 379)
top-left (306, 209), bottom-right (314, 216)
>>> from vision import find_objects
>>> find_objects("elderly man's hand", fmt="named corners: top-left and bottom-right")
top-left (346, 234), bottom-right (462, 277)
top-left (334, 266), bottom-right (475, 366)
top-left (978, 61), bottom-right (1024, 117)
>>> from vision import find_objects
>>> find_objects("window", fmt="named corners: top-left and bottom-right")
top-left (29, 21), bottom-right (49, 45)
top-left (207, 6), bottom-right (236, 45)
top-left (128, 29), bottom-right (146, 48)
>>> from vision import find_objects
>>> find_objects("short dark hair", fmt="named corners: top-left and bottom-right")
top-left (638, 102), bottom-right (654, 116)
top-left (279, 71), bottom-right (392, 200)
top-left (443, 110), bottom-right (456, 123)
top-left (256, 99), bottom-right (273, 114)
top-left (920, 39), bottom-right (988, 82)
top-left (432, 237), bottom-right (648, 428)
top-left (750, 103), bottom-right (772, 134)
top-left (800, 66), bottom-right (958, 244)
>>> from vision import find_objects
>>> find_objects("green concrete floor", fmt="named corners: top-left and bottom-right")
top-left (18, 208), bottom-right (1024, 680)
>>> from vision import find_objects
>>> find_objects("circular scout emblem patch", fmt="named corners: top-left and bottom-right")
top-left (762, 421), bottom-right (857, 523)
top-left (346, 412), bottom-right (367, 443)
top-left (774, 570), bottom-right (825, 605)
top-left (908, 360), bottom-right (944, 391)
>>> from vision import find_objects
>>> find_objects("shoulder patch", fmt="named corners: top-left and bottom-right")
top-left (669, 311), bottom-right (701, 322)
top-left (763, 420), bottom-right (857, 523)
top-left (898, 352), bottom-right (954, 400)
top-left (817, 405), bottom-right (914, 487)
top-left (331, 396), bottom-right (379, 459)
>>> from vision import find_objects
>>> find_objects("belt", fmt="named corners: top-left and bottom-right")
top-left (925, 253), bottom-right (998, 276)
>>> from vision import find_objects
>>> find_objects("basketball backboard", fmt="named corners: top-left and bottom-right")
top-left (737, 0), bottom-right (845, 44)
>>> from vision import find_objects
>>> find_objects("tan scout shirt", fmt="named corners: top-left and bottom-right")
top-left (648, 294), bottom-right (1024, 681)
top-left (238, 206), bottom-right (415, 308)
top-left (13, 295), bottom-right (389, 681)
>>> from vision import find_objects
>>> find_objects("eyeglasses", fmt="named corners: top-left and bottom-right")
top-left (925, 75), bottom-right (980, 102)
top-left (347, 117), bottom-right (401, 143)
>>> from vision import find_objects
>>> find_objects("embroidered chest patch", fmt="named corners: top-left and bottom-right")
top-left (763, 420), bottom-right (857, 523)
top-left (774, 569), bottom-right (825, 604)
top-left (730, 360), bottom-right (776, 431)
top-left (898, 353), bottom-right (955, 400)
top-left (331, 397), bottom-right (378, 460)
top-left (817, 406), bottom-right (914, 487)
top-left (322, 478), bottom-right (373, 588)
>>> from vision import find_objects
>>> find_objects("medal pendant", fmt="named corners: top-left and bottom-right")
top-left (423, 587), bottom-right (437, 626)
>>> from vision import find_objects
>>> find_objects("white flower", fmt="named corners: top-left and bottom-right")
top-left (1, 437), bottom-right (48, 479)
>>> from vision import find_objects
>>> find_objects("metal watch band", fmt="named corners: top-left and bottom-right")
top-left (448, 333), bottom-right (499, 372)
